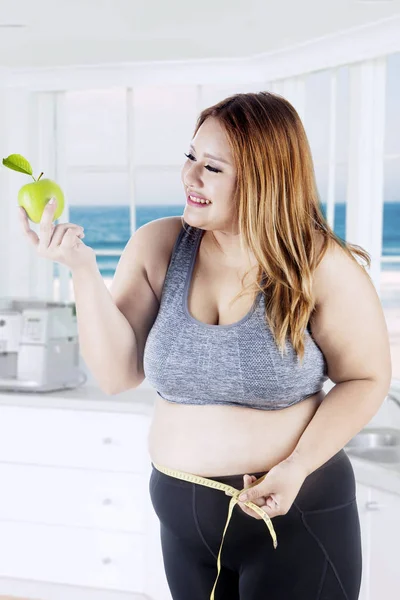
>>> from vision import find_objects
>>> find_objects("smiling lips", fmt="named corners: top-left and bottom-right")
top-left (187, 193), bottom-right (212, 206)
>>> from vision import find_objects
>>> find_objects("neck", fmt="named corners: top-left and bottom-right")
top-left (203, 230), bottom-right (258, 268)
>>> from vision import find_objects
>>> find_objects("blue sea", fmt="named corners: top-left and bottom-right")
top-left (67, 202), bottom-right (400, 279)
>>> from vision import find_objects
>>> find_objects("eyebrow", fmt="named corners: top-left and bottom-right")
top-left (189, 143), bottom-right (230, 165)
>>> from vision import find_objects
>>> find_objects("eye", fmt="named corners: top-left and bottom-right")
top-left (184, 153), bottom-right (221, 174)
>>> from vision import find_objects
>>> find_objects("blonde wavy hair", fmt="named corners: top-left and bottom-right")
top-left (182, 91), bottom-right (372, 364)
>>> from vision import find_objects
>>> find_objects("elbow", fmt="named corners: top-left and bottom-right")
top-left (99, 384), bottom-right (118, 396)
top-left (99, 365), bottom-right (145, 396)
top-left (104, 375), bottom-right (144, 396)
top-left (362, 375), bottom-right (393, 410)
top-left (102, 384), bottom-right (126, 396)
top-left (103, 387), bottom-right (119, 396)
top-left (368, 371), bottom-right (393, 396)
top-left (98, 380), bottom-right (128, 396)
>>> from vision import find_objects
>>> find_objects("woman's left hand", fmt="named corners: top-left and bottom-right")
top-left (236, 456), bottom-right (309, 519)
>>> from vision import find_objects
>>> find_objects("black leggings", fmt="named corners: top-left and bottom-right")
top-left (149, 449), bottom-right (362, 599)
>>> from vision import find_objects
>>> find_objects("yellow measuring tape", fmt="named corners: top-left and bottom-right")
top-left (152, 462), bottom-right (278, 600)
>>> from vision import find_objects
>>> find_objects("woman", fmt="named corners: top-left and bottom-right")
top-left (143, 92), bottom-right (392, 600)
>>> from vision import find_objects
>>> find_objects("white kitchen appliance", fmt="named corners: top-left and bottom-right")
top-left (0, 297), bottom-right (87, 393)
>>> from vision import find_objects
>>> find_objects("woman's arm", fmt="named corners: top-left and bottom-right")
top-left (237, 240), bottom-right (392, 517)
top-left (290, 239), bottom-right (392, 475)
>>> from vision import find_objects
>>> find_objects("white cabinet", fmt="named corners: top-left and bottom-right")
top-left (357, 482), bottom-right (371, 600)
top-left (0, 405), bottom-right (149, 471)
top-left (0, 464), bottom-right (148, 531)
top-left (0, 521), bottom-right (146, 591)
top-left (356, 483), bottom-right (371, 600)
top-left (356, 481), bottom-right (400, 600)
top-left (0, 401), bottom-right (171, 600)
top-left (369, 487), bottom-right (400, 600)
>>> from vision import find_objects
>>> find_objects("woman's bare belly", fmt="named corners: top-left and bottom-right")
top-left (147, 389), bottom-right (326, 477)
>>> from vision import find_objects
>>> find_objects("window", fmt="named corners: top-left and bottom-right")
top-left (383, 52), bottom-right (400, 378)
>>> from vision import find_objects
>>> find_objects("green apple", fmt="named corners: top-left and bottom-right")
top-left (18, 178), bottom-right (64, 223)
top-left (2, 153), bottom-right (65, 223)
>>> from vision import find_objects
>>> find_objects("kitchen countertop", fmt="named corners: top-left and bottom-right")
top-left (0, 381), bottom-right (400, 496)
top-left (0, 381), bottom-right (157, 415)
top-left (349, 452), bottom-right (400, 496)
top-left (346, 393), bottom-right (400, 496)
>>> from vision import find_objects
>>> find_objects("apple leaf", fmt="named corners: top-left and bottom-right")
top-left (2, 154), bottom-right (33, 176)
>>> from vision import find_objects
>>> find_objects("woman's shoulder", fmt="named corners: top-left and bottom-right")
top-left (142, 216), bottom-right (185, 303)
top-left (311, 231), bottom-right (368, 306)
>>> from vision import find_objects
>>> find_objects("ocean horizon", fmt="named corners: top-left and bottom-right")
top-left (63, 202), bottom-right (400, 278)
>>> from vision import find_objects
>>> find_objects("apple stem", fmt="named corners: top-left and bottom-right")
top-left (37, 172), bottom-right (44, 181)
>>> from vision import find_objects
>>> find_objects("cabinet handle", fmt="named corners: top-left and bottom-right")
top-left (102, 557), bottom-right (112, 565)
top-left (102, 437), bottom-right (113, 444)
top-left (102, 498), bottom-right (112, 506)
top-left (365, 501), bottom-right (385, 511)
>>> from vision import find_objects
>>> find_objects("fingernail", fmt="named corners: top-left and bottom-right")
top-left (49, 198), bottom-right (55, 205)
top-left (240, 494), bottom-right (248, 502)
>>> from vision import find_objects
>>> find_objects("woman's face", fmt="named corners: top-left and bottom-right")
top-left (181, 117), bottom-right (238, 232)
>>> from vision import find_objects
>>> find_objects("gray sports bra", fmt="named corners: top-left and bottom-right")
top-left (143, 222), bottom-right (328, 410)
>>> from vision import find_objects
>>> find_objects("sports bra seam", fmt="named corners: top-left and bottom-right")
top-left (158, 223), bottom-right (189, 300)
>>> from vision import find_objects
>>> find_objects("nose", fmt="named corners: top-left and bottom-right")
top-left (183, 160), bottom-right (203, 189)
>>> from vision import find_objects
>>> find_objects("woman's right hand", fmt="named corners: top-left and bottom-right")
top-left (18, 197), bottom-right (97, 272)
